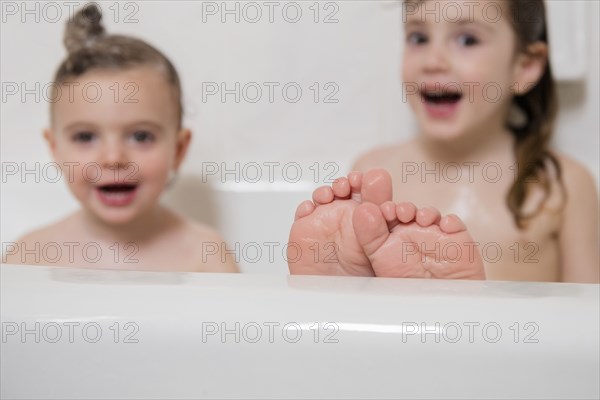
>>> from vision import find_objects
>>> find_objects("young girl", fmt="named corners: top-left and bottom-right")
top-left (289, 0), bottom-right (599, 283)
top-left (4, 4), bottom-right (238, 272)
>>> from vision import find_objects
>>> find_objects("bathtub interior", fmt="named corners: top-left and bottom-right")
top-left (1, 175), bottom-right (313, 274)
top-left (162, 177), bottom-right (315, 274)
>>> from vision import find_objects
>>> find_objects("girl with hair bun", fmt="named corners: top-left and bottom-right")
top-left (6, 3), bottom-right (239, 272)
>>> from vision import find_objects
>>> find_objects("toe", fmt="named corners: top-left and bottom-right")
top-left (380, 201), bottom-right (397, 223)
top-left (361, 169), bottom-right (393, 205)
top-left (312, 186), bottom-right (334, 205)
top-left (332, 177), bottom-right (351, 199)
top-left (440, 214), bottom-right (467, 234)
top-left (353, 203), bottom-right (390, 257)
top-left (416, 206), bottom-right (442, 226)
top-left (396, 202), bottom-right (417, 223)
top-left (348, 171), bottom-right (363, 201)
top-left (294, 200), bottom-right (315, 221)
top-left (381, 201), bottom-right (400, 231)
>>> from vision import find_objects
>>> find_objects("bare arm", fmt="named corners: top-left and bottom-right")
top-left (559, 157), bottom-right (599, 283)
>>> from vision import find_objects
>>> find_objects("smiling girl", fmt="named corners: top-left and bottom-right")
top-left (289, 0), bottom-right (598, 282)
top-left (355, 0), bottom-right (598, 282)
top-left (5, 4), bottom-right (238, 272)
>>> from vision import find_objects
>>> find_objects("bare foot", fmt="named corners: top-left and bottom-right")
top-left (287, 169), bottom-right (392, 276)
top-left (353, 202), bottom-right (486, 280)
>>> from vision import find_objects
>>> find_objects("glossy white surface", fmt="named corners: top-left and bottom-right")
top-left (1, 264), bottom-right (599, 399)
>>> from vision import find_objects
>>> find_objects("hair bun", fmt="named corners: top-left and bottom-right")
top-left (64, 3), bottom-right (105, 54)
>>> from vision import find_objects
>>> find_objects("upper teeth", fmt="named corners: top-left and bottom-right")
top-left (426, 92), bottom-right (458, 96)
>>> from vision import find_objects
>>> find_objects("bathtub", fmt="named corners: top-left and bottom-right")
top-left (1, 264), bottom-right (598, 399)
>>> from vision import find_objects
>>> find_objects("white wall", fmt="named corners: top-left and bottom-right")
top-left (1, 1), bottom-right (598, 272)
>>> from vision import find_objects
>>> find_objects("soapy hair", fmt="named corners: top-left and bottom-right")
top-left (53, 3), bottom-right (183, 127)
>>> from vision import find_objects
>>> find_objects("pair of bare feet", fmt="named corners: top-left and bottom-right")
top-left (288, 169), bottom-right (485, 279)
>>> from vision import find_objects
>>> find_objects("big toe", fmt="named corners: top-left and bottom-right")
top-left (440, 214), bottom-right (467, 234)
top-left (352, 203), bottom-right (390, 257)
top-left (294, 200), bottom-right (315, 221)
top-left (361, 169), bottom-right (393, 205)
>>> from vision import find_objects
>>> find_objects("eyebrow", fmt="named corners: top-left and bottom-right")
top-left (456, 19), bottom-right (495, 32)
top-left (404, 20), bottom-right (424, 29)
top-left (123, 121), bottom-right (165, 131)
top-left (404, 18), bottom-right (495, 33)
top-left (63, 121), bottom-right (165, 132)
top-left (63, 122), bottom-right (97, 132)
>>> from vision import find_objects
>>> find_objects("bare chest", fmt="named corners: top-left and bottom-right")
top-left (394, 178), bottom-right (562, 281)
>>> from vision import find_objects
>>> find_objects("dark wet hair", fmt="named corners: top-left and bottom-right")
top-left (53, 3), bottom-right (183, 127)
top-left (504, 0), bottom-right (565, 229)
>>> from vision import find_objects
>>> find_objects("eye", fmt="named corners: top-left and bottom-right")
top-left (131, 130), bottom-right (155, 143)
top-left (73, 131), bottom-right (95, 143)
top-left (457, 33), bottom-right (479, 47)
top-left (406, 31), bottom-right (428, 45)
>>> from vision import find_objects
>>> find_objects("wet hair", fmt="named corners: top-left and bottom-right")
top-left (53, 3), bottom-right (183, 127)
top-left (403, 0), bottom-right (565, 229)
top-left (503, 0), bottom-right (565, 229)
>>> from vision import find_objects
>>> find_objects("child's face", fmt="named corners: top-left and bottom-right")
top-left (46, 67), bottom-right (190, 226)
top-left (402, 0), bottom-right (540, 140)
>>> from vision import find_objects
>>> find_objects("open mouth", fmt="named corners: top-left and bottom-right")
top-left (420, 89), bottom-right (463, 118)
top-left (421, 91), bottom-right (463, 104)
top-left (96, 184), bottom-right (138, 206)
top-left (98, 184), bottom-right (137, 193)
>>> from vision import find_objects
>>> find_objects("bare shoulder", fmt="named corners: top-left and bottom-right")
top-left (352, 141), bottom-right (417, 171)
top-left (2, 217), bottom-right (73, 265)
top-left (184, 220), bottom-right (228, 247)
top-left (554, 152), bottom-right (598, 197)
top-left (3, 230), bottom-right (44, 265)
top-left (174, 216), bottom-right (240, 273)
top-left (552, 152), bottom-right (599, 282)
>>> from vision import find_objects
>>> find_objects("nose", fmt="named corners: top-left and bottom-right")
top-left (99, 137), bottom-right (128, 170)
top-left (422, 41), bottom-right (450, 74)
